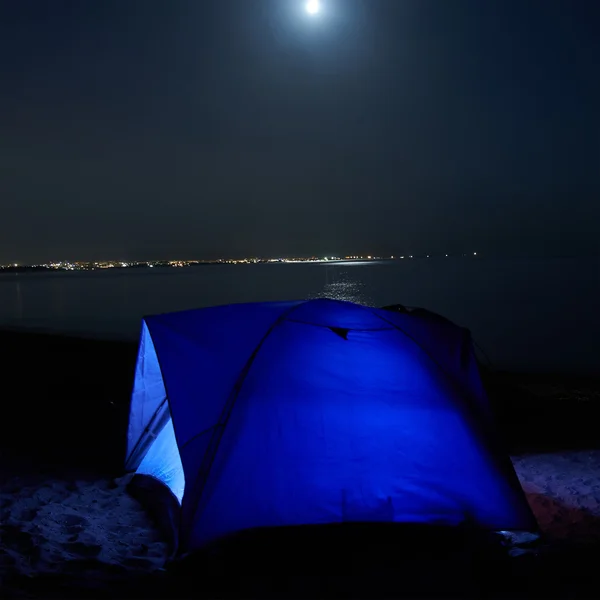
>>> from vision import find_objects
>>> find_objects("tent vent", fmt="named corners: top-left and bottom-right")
top-left (329, 327), bottom-right (350, 340)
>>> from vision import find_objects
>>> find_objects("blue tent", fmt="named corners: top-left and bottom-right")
top-left (125, 299), bottom-right (536, 553)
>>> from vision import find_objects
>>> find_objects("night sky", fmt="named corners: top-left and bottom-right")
top-left (1, 0), bottom-right (599, 263)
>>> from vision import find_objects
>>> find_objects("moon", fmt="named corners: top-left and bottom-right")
top-left (305, 0), bottom-right (320, 16)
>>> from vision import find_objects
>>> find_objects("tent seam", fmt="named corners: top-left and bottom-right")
top-left (373, 308), bottom-right (538, 531)
top-left (181, 301), bottom-right (306, 549)
top-left (373, 309), bottom-right (493, 422)
top-left (140, 319), bottom-right (187, 532)
top-left (372, 310), bottom-right (466, 394)
top-left (286, 318), bottom-right (393, 332)
top-left (125, 395), bottom-right (168, 470)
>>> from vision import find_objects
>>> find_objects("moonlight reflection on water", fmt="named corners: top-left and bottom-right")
top-left (310, 268), bottom-right (374, 306)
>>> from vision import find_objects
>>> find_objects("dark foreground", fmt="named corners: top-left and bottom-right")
top-left (1, 329), bottom-right (600, 598)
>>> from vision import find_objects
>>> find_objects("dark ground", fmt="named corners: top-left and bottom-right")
top-left (1, 329), bottom-right (600, 598)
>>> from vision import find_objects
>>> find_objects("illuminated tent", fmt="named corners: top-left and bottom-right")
top-left (125, 299), bottom-right (536, 554)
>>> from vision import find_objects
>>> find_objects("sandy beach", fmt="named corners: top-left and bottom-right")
top-left (1, 330), bottom-right (600, 598)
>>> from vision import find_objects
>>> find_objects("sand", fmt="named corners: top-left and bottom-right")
top-left (0, 468), bottom-right (168, 596)
top-left (516, 451), bottom-right (600, 543)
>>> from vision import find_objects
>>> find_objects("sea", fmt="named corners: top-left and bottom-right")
top-left (0, 257), bottom-right (598, 376)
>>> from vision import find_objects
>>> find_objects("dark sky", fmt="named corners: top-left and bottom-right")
top-left (1, 0), bottom-right (599, 262)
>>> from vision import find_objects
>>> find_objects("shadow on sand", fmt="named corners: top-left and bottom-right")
top-left (6, 509), bottom-right (600, 599)
top-left (481, 368), bottom-right (600, 455)
top-left (0, 330), bottom-right (137, 475)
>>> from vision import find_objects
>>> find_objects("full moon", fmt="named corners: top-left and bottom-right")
top-left (305, 0), bottom-right (320, 15)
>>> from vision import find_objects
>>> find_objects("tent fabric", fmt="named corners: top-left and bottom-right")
top-left (125, 298), bottom-right (536, 553)
top-left (136, 416), bottom-right (185, 503)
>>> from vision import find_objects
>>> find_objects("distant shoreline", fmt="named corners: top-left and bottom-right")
top-left (2, 253), bottom-right (599, 275)
top-left (0, 258), bottom-right (402, 275)
top-left (0, 258), bottom-right (392, 274)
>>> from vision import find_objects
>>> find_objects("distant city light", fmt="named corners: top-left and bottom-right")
top-left (1, 253), bottom-right (438, 272)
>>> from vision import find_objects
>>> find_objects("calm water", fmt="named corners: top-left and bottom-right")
top-left (0, 258), bottom-right (598, 375)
